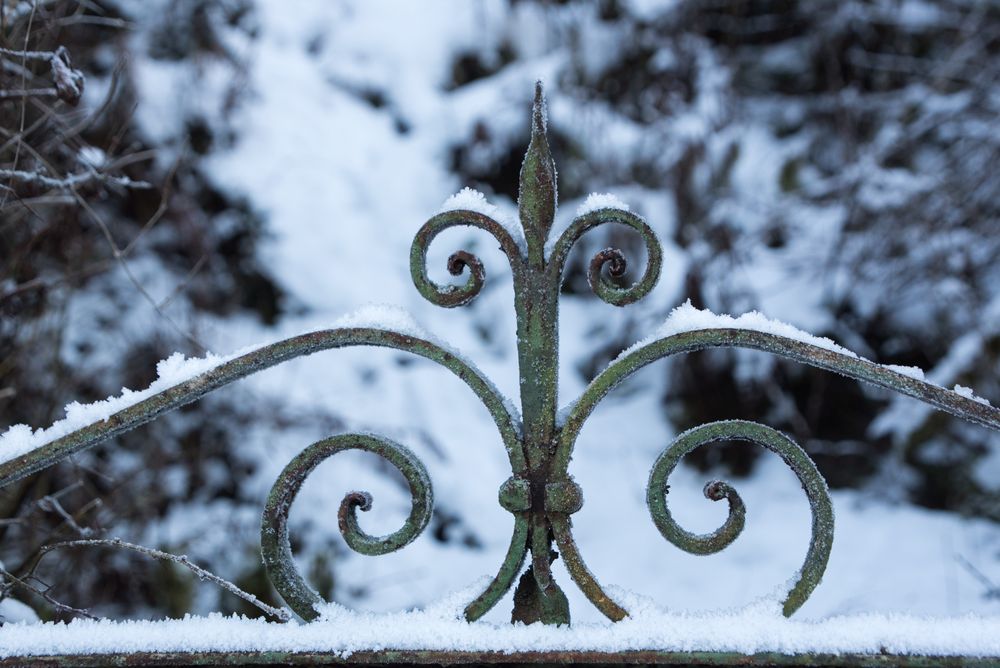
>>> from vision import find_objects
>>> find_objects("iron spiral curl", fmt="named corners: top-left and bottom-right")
top-left (260, 434), bottom-right (433, 621)
top-left (646, 420), bottom-right (833, 617)
top-left (547, 208), bottom-right (663, 306)
top-left (410, 209), bottom-right (525, 308)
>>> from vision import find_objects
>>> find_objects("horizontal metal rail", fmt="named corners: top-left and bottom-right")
top-left (3, 649), bottom-right (996, 667)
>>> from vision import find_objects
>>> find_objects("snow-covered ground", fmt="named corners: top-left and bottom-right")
top-left (1, 0), bottom-right (998, 655)
top-left (3, 588), bottom-right (1000, 658)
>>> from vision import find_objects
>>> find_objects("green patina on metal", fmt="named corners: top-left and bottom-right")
top-left (260, 434), bottom-right (433, 621)
top-left (2, 83), bottom-right (1000, 647)
top-left (646, 420), bottom-right (832, 617)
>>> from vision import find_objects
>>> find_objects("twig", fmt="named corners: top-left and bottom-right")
top-left (0, 259), bottom-right (113, 300)
top-left (158, 252), bottom-right (208, 310)
top-left (40, 538), bottom-right (292, 621)
top-left (2, 1), bottom-right (68, 26)
top-left (956, 554), bottom-right (1000, 601)
top-left (0, 86), bottom-right (57, 100)
top-left (0, 481), bottom-right (87, 527)
top-left (0, 98), bottom-right (48, 155)
top-left (68, 184), bottom-right (208, 353)
top-left (0, 566), bottom-right (96, 620)
top-left (37, 495), bottom-right (95, 537)
top-left (0, 45), bottom-right (84, 104)
top-left (120, 146), bottom-right (183, 258)
top-left (0, 46), bottom-right (59, 60)
top-left (1, 0), bottom-right (38, 211)
top-left (51, 15), bottom-right (131, 30)
top-left (0, 166), bottom-right (151, 190)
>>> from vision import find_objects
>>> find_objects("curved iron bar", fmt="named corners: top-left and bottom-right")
top-left (552, 327), bottom-right (1000, 620)
top-left (0, 327), bottom-right (528, 622)
top-left (559, 329), bottom-right (1000, 469)
top-left (646, 420), bottom-right (834, 617)
top-left (410, 210), bottom-right (526, 308)
top-left (0, 328), bottom-right (525, 485)
top-left (548, 516), bottom-right (628, 621)
top-left (260, 433), bottom-right (434, 620)
top-left (465, 512), bottom-right (531, 621)
top-left (547, 208), bottom-right (663, 306)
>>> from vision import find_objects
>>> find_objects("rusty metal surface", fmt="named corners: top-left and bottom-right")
top-left (1, 83), bottom-right (999, 656)
top-left (4, 649), bottom-right (998, 667)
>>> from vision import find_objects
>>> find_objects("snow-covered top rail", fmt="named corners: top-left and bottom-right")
top-left (2, 83), bottom-right (999, 666)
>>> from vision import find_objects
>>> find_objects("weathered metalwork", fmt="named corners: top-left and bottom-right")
top-left (3, 649), bottom-right (998, 667)
top-left (260, 434), bottom-right (433, 621)
top-left (646, 420), bottom-right (832, 618)
top-left (2, 83), bottom-right (1000, 644)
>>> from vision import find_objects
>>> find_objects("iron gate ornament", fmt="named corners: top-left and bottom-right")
top-left (1, 83), bottom-right (999, 627)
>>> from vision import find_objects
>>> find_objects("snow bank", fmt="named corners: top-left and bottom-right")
top-left (1, 586), bottom-right (997, 658)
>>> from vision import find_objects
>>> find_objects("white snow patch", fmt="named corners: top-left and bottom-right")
top-left (953, 384), bottom-right (991, 407)
top-left (439, 187), bottom-right (525, 256)
top-left (0, 349), bottom-right (236, 467)
top-left (77, 146), bottom-right (107, 168)
top-left (0, 597), bottom-right (39, 624)
top-left (613, 304), bottom-right (993, 410)
top-left (884, 364), bottom-right (926, 381)
top-left (576, 192), bottom-right (630, 217)
top-left (333, 304), bottom-right (431, 340)
top-left (555, 398), bottom-right (579, 429)
top-left (615, 300), bottom-right (859, 363)
top-left (1, 585), bottom-right (998, 658)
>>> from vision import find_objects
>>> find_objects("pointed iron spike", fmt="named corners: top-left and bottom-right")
top-left (518, 80), bottom-right (557, 267)
top-left (532, 80), bottom-right (546, 135)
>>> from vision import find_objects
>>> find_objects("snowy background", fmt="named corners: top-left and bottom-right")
top-left (1, 0), bottom-right (999, 629)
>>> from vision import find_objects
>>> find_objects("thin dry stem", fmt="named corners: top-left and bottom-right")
top-left (40, 538), bottom-right (293, 621)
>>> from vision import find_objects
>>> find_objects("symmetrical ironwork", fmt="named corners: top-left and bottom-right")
top-left (1, 83), bottom-right (999, 629)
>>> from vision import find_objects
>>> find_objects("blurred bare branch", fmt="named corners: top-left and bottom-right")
top-left (0, 566), bottom-right (97, 620)
top-left (38, 539), bottom-right (292, 621)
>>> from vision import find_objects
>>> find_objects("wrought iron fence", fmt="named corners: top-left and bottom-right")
top-left (1, 83), bottom-right (998, 666)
